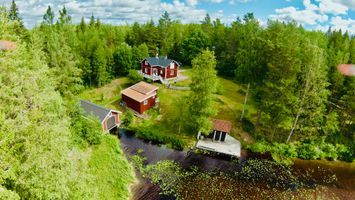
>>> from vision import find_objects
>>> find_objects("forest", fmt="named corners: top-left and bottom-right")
top-left (0, 0), bottom-right (354, 199)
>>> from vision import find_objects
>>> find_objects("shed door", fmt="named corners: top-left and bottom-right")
top-left (214, 131), bottom-right (221, 141)
top-left (106, 116), bottom-right (117, 130)
top-left (220, 132), bottom-right (226, 142)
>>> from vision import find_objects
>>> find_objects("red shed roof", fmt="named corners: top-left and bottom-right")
top-left (337, 64), bottom-right (355, 76)
top-left (212, 119), bottom-right (232, 133)
top-left (0, 40), bottom-right (16, 51)
top-left (121, 81), bottom-right (158, 102)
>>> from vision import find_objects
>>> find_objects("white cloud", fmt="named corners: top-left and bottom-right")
top-left (270, 5), bottom-right (328, 25)
top-left (333, 0), bottom-right (355, 10)
top-left (330, 16), bottom-right (355, 33)
top-left (316, 0), bottom-right (348, 15)
top-left (270, 0), bottom-right (354, 34)
top-left (186, 0), bottom-right (198, 6)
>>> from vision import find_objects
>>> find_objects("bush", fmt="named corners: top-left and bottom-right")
top-left (248, 141), bottom-right (271, 153)
top-left (336, 144), bottom-right (353, 162)
top-left (132, 122), bottom-right (186, 150)
top-left (122, 110), bottom-right (134, 127)
top-left (297, 143), bottom-right (321, 160)
top-left (249, 138), bottom-right (353, 163)
top-left (70, 106), bottom-right (102, 146)
top-left (128, 69), bottom-right (143, 84)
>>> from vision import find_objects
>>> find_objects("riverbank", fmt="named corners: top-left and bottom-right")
top-left (119, 130), bottom-right (355, 200)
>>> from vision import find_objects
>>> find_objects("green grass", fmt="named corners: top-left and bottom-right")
top-left (80, 71), bottom-right (257, 147)
top-left (87, 134), bottom-right (134, 200)
top-left (79, 78), bottom-right (130, 111)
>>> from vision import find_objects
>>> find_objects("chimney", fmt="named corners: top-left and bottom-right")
top-left (156, 47), bottom-right (159, 58)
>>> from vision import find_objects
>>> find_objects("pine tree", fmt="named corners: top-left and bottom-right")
top-left (58, 6), bottom-right (71, 25)
top-left (79, 17), bottom-right (86, 32)
top-left (43, 5), bottom-right (54, 25)
top-left (8, 0), bottom-right (20, 21)
top-left (89, 14), bottom-right (95, 27)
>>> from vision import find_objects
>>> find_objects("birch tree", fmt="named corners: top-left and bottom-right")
top-left (189, 50), bottom-right (218, 134)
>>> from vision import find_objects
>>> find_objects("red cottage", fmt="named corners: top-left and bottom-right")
top-left (80, 100), bottom-right (121, 132)
top-left (140, 56), bottom-right (180, 81)
top-left (121, 81), bottom-right (159, 114)
top-left (0, 40), bottom-right (17, 51)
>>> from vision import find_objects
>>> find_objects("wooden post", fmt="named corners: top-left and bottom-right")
top-left (212, 130), bottom-right (216, 142)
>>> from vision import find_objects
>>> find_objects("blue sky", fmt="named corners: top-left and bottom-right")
top-left (1, 0), bottom-right (354, 33)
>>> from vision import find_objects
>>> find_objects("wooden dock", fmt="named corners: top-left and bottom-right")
top-left (195, 134), bottom-right (241, 157)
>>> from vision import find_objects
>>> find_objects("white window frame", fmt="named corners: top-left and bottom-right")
top-left (144, 68), bottom-right (147, 73)
top-left (143, 100), bottom-right (148, 105)
top-left (170, 62), bottom-right (174, 69)
top-left (170, 70), bottom-right (174, 76)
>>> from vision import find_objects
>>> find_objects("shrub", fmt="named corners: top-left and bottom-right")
top-left (248, 141), bottom-right (271, 153)
top-left (70, 106), bottom-right (102, 146)
top-left (297, 143), bottom-right (321, 160)
top-left (128, 69), bottom-right (143, 84)
top-left (336, 144), bottom-right (353, 162)
top-left (122, 110), bottom-right (134, 127)
top-left (132, 122), bottom-right (186, 150)
top-left (320, 143), bottom-right (338, 160)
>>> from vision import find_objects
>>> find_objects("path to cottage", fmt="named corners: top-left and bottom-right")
top-left (163, 69), bottom-right (190, 90)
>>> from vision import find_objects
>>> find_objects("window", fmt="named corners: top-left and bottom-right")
top-left (144, 68), bottom-right (147, 73)
top-left (144, 60), bottom-right (148, 65)
top-left (160, 70), bottom-right (163, 74)
top-left (170, 70), bottom-right (174, 76)
top-left (170, 62), bottom-right (174, 69)
top-left (143, 100), bottom-right (148, 105)
top-left (152, 95), bottom-right (155, 99)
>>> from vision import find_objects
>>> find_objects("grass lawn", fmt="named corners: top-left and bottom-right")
top-left (79, 78), bottom-right (131, 111)
top-left (79, 70), bottom-right (256, 148)
top-left (87, 134), bottom-right (134, 200)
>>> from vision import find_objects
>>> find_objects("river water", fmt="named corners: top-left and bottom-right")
top-left (118, 130), bottom-right (355, 200)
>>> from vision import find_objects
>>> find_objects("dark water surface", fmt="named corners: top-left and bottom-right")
top-left (118, 130), bottom-right (355, 200)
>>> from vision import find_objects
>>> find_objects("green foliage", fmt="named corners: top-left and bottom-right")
top-left (0, 30), bottom-right (72, 199)
top-left (8, 0), bottom-right (20, 21)
top-left (122, 110), bottom-right (134, 127)
top-left (113, 43), bottom-right (133, 76)
top-left (181, 30), bottom-right (211, 64)
top-left (0, 9), bottom-right (134, 199)
top-left (142, 160), bottom-right (185, 196)
top-left (189, 50), bottom-right (218, 134)
top-left (42, 6), bottom-right (54, 25)
top-left (128, 69), bottom-right (143, 84)
top-left (248, 138), bottom-right (353, 162)
top-left (132, 122), bottom-right (186, 150)
top-left (86, 135), bottom-right (134, 200)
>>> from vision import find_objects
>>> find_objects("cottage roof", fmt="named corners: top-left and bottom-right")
top-left (121, 81), bottom-right (158, 102)
top-left (0, 40), bottom-right (17, 51)
top-left (337, 64), bottom-right (355, 76)
top-left (145, 56), bottom-right (180, 68)
top-left (212, 119), bottom-right (232, 133)
top-left (80, 100), bottom-right (112, 122)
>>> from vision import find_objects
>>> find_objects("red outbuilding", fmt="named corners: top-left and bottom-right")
top-left (80, 100), bottom-right (121, 132)
top-left (121, 81), bottom-right (159, 114)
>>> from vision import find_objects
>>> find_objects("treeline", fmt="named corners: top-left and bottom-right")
top-left (0, 3), bottom-right (133, 199)
top-left (9, 3), bottom-right (355, 149)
